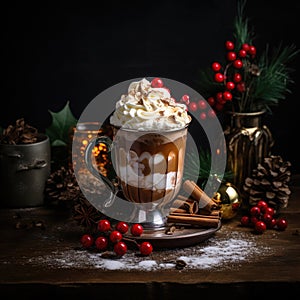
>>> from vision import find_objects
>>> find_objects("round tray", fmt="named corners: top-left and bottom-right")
top-left (129, 221), bottom-right (222, 249)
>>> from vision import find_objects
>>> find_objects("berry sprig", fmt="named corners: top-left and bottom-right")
top-left (240, 199), bottom-right (288, 234)
top-left (196, 0), bottom-right (299, 114)
top-left (150, 77), bottom-right (216, 121)
top-left (80, 219), bottom-right (153, 257)
top-left (209, 40), bottom-right (257, 112)
top-left (181, 95), bottom-right (216, 121)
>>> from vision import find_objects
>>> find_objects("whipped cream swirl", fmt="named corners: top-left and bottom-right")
top-left (110, 78), bottom-right (191, 130)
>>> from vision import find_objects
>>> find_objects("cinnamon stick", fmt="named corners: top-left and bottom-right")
top-left (169, 207), bottom-right (187, 214)
top-left (170, 197), bottom-right (199, 214)
top-left (170, 212), bottom-right (220, 219)
top-left (198, 209), bottom-right (222, 217)
top-left (167, 213), bottom-right (220, 228)
top-left (183, 180), bottom-right (218, 212)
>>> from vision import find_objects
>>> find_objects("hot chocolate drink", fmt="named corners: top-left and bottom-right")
top-left (113, 127), bottom-right (187, 206)
top-left (109, 78), bottom-right (191, 208)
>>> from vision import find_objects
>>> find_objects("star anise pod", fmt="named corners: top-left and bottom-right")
top-left (72, 197), bottom-right (104, 233)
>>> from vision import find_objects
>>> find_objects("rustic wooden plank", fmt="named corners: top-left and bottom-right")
top-left (0, 179), bottom-right (300, 298)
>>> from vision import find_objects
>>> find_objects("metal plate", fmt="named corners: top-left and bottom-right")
top-left (128, 221), bottom-right (222, 249)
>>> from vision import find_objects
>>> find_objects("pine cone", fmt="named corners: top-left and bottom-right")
top-left (45, 166), bottom-right (81, 208)
top-left (243, 155), bottom-right (292, 210)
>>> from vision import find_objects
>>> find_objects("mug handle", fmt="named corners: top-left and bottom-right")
top-left (84, 135), bottom-right (119, 207)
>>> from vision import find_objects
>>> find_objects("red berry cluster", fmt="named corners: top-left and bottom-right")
top-left (208, 40), bottom-right (257, 112)
top-left (151, 77), bottom-right (216, 121)
top-left (240, 200), bottom-right (288, 234)
top-left (182, 95), bottom-right (216, 121)
top-left (80, 219), bottom-right (153, 257)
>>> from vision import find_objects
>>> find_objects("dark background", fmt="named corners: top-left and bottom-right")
top-left (2, 0), bottom-right (300, 173)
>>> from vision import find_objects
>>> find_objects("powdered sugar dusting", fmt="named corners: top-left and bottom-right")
top-left (24, 231), bottom-right (273, 271)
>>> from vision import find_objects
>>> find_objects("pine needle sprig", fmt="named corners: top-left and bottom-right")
top-left (183, 150), bottom-right (232, 187)
top-left (251, 43), bottom-right (300, 112)
top-left (233, 0), bottom-right (254, 49)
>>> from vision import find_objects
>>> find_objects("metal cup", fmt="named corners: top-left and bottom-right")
top-left (0, 133), bottom-right (51, 208)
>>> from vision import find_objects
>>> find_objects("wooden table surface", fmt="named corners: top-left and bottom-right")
top-left (1, 176), bottom-right (300, 299)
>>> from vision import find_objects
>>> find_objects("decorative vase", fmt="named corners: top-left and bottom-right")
top-left (223, 110), bottom-right (274, 203)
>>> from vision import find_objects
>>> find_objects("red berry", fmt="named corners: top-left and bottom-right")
top-left (268, 218), bottom-right (277, 229)
top-left (207, 97), bottom-right (215, 106)
top-left (151, 77), bottom-right (164, 88)
top-left (262, 213), bottom-right (273, 224)
top-left (257, 200), bottom-right (268, 213)
top-left (250, 206), bottom-right (261, 216)
top-left (250, 216), bottom-right (259, 226)
top-left (131, 223), bottom-right (144, 236)
top-left (248, 45), bottom-right (256, 55)
top-left (225, 40), bottom-right (235, 50)
top-left (188, 102), bottom-right (198, 112)
top-left (199, 112), bottom-right (207, 120)
top-left (98, 219), bottom-right (111, 232)
top-left (216, 92), bottom-right (225, 103)
top-left (265, 206), bottom-right (275, 216)
top-left (80, 234), bottom-right (94, 248)
top-left (214, 73), bottom-right (225, 83)
top-left (226, 51), bottom-right (237, 61)
top-left (181, 94), bottom-right (190, 104)
top-left (198, 99), bottom-right (207, 110)
top-left (276, 218), bottom-right (288, 231)
top-left (212, 62), bottom-right (222, 71)
top-left (233, 73), bottom-right (242, 83)
top-left (95, 236), bottom-right (108, 251)
top-left (115, 221), bottom-right (129, 234)
top-left (255, 221), bottom-right (267, 233)
top-left (226, 81), bottom-right (235, 90)
top-left (232, 202), bottom-right (240, 211)
top-left (233, 59), bottom-right (243, 69)
top-left (240, 215), bottom-right (250, 226)
top-left (223, 91), bottom-right (232, 101)
top-left (207, 109), bottom-right (216, 118)
top-left (109, 230), bottom-right (123, 243)
top-left (236, 82), bottom-right (246, 92)
top-left (242, 43), bottom-right (250, 52)
top-left (139, 241), bottom-right (153, 256)
top-left (114, 241), bottom-right (127, 256)
top-left (238, 49), bottom-right (247, 57)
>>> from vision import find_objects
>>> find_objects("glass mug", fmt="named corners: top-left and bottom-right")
top-left (84, 125), bottom-right (188, 229)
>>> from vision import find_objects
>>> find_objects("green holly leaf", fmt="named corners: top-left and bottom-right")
top-left (46, 101), bottom-right (77, 146)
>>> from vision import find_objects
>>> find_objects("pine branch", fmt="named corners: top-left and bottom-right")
top-left (251, 43), bottom-right (300, 111)
top-left (196, 67), bottom-right (223, 99)
top-left (233, 0), bottom-right (255, 49)
top-left (183, 150), bottom-right (232, 184)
